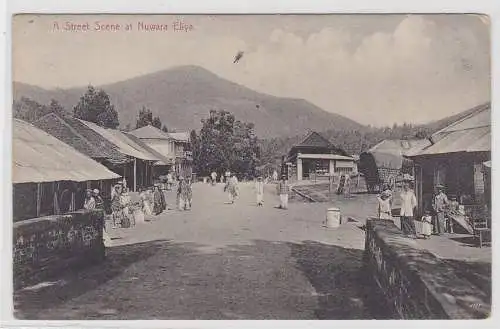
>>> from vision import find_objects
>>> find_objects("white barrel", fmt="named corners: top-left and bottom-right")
top-left (326, 208), bottom-right (341, 228)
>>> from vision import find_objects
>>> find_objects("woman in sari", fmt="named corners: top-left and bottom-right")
top-left (153, 185), bottom-right (165, 215)
top-left (140, 187), bottom-right (153, 216)
top-left (110, 184), bottom-right (124, 228)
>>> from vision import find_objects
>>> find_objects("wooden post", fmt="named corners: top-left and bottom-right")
top-left (134, 158), bottom-right (137, 192)
top-left (36, 183), bottom-right (42, 217)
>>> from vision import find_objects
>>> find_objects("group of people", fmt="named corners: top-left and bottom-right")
top-left (83, 188), bottom-right (104, 211)
top-left (377, 179), bottom-right (456, 239)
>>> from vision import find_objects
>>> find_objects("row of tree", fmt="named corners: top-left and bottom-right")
top-left (190, 110), bottom-right (260, 178)
top-left (13, 85), bottom-right (169, 132)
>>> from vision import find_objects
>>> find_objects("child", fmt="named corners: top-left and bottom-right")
top-left (421, 210), bottom-right (433, 239)
top-left (377, 190), bottom-right (392, 220)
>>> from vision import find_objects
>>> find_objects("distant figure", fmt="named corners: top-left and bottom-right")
top-left (83, 189), bottom-right (96, 210)
top-left (377, 190), bottom-right (392, 220)
top-left (177, 176), bottom-right (188, 210)
top-left (153, 185), bottom-right (165, 215)
top-left (272, 170), bottom-right (278, 182)
top-left (166, 172), bottom-right (173, 190)
top-left (183, 177), bottom-right (193, 210)
top-left (255, 176), bottom-right (264, 206)
top-left (433, 184), bottom-right (449, 235)
top-left (225, 174), bottom-right (239, 204)
top-left (421, 210), bottom-right (433, 239)
top-left (233, 51), bottom-right (244, 63)
top-left (140, 187), bottom-right (153, 216)
top-left (111, 183), bottom-right (124, 228)
top-left (121, 187), bottom-right (134, 227)
top-left (211, 171), bottom-right (217, 186)
top-left (93, 189), bottom-right (104, 211)
top-left (343, 174), bottom-right (352, 198)
top-left (400, 180), bottom-right (417, 238)
top-left (276, 175), bottom-right (290, 210)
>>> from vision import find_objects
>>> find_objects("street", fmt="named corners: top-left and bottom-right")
top-left (15, 182), bottom-right (386, 320)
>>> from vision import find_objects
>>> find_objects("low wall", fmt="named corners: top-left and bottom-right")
top-left (13, 209), bottom-right (105, 290)
top-left (363, 219), bottom-right (490, 319)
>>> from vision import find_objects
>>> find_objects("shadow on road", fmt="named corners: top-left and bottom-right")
top-left (14, 239), bottom-right (174, 318)
top-left (287, 240), bottom-right (395, 319)
top-left (15, 238), bottom-right (398, 320)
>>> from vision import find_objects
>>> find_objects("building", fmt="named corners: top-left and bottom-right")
top-left (405, 102), bottom-right (491, 219)
top-left (358, 139), bottom-right (428, 192)
top-left (129, 125), bottom-right (193, 178)
top-left (13, 119), bottom-right (121, 221)
top-left (168, 132), bottom-right (193, 177)
top-left (33, 112), bottom-right (130, 198)
top-left (285, 131), bottom-right (355, 181)
top-left (79, 120), bottom-right (162, 191)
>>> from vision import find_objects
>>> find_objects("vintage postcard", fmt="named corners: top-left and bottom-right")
top-left (10, 14), bottom-right (491, 320)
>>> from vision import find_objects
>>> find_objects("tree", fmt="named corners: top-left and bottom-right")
top-left (73, 85), bottom-right (119, 128)
top-left (13, 97), bottom-right (66, 123)
top-left (192, 110), bottom-right (259, 177)
top-left (152, 116), bottom-right (162, 129)
top-left (136, 106), bottom-right (163, 129)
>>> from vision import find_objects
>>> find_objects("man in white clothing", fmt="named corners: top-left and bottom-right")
top-left (400, 181), bottom-right (417, 238)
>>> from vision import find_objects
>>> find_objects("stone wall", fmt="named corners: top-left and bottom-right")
top-left (363, 219), bottom-right (490, 319)
top-left (13, 209), bottom-right (105, 290)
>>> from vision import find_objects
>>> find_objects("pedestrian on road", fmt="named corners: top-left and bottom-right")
top-left (166, 172), bottom-right (173, 191)
top-left (225, 174), bottom-right (239, 204)
top-left (111, 183), bottom-right (124, 228)
top-left (432, 184), bottom-right (449, 235)
top-left (83, 189), bottom-right (96, 210)
top-left (255, 176), bottom-right (264, 206)
top-left (140, 187), bottom-right (153, 216)
top-left (177, 176), bottom-right (188, 210)
top-left (121, 187), bottom-right (134, 227)
top-left (211, 171), bottom-right (217, 186)
top-left (276, 175), bottom-right (290, 209)
top-left (272, 170), bottom-right (278, 182)
top-left (183, 177), bottom-right (193, 210)
top-left (400, 180), bottom-right (417, 238)
top-left (377, 190), bottom-right (392, 220)
top-left (153, 185), bottom-right (165, 215)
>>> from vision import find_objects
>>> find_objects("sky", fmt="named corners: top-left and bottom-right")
top-left (12, 14), bottom-right (490, 126)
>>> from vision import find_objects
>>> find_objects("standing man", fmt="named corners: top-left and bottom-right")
top-left (255, 176), bottom-right (265, 206)
top-left (400, 180), bottom-right (417, 238)
top-left (211, 171), bottom-right (217, 186)
top-left (343, 173), bottom-right (352, 198)
top-left (433, 184), bottom-right (449, 235)
top-left (276, 174), bottom-right (290, 210)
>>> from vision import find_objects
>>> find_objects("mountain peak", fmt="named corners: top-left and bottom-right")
top-left (13, 66), bottom-right (363, 138)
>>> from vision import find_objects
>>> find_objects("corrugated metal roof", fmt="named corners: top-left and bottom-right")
top-left (168, 132), bottom-right (190, 143)
top-left (79, 120), bottom-right (160, 161)
top-left (124, 133), bottom-right (174, 165)
top-left (408, 104), bottom-right (491, 157)
top-left (415, 127), bottom-right (490, 155)
top-left (34, 113), bottom-right (130, 164)
top-left (129, 125), bottom-right (172, 140)
top-left (13, 119), bottom-right (121, 184)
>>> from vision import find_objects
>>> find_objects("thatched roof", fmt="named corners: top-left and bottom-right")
top-left (79, 120), bottom-right (160, 161)
top-left (361, 139), bottom-right (428, 170)
top-left (13, 119), bottom-right (121, 184)
top-left (34, 112), bottom-right (130, 164)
